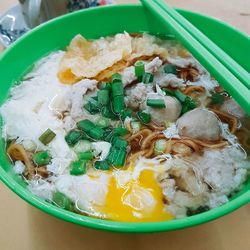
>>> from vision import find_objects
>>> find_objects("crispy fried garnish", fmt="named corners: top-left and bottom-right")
top-left (7, 143), bottom-right (34, 179)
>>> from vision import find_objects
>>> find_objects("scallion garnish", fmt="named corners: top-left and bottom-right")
top-left (83, 96), bottom-right (101, 114)
top-left (142, 72), bottom-right (154, 84)
top-left (77, 119), bottom-right (105, 140)
top-left (73, 140), bottom-right (92, 153)
top-left (77, 119), bottom-right (95, 133)
top-left (112, 137), bottom-right (128, 149)
top-left (137, 111), bottom-right (151, 124)
top-left (181, 96), bottom-right (196, 114)
top-left (112, 73), bottom-right (122, 83)
top-left (97, 89), bottom-right (109, 106)
top-left (114, 127), bottom-right (129, 136)
top-left (77, 151), bottom-right (94, 161)
top-left (102, 105), bottom-right (118, 120)
top-left (120, 108), bottom-right (132, 120)
top-left (211, 92), bottom-right (225, 105)
top-left (113, 148), bottom-right (127, 167)
top-left (162, 88), bottom-right (197, 114)
top-left (107, 147), bottom-right (126, 167)
top-left (32, 151), bottom-right (51, 166)
top-left (65, 130), bottom-right (83, 146)
top-left (89, 127), bottom-right (105, 140)
top-left (70, 160), bottom-right (87, 176)
top-left (134, 61), bottom-right (145, 80)
top-left (174, 90), bottom-right (187, 103)
top-left (96, 117), bottom-right (110, 128)
top-left (164, 64), bottom-right (177, 74)
top-left (99, 82), bottom-right (111, 90)
top-left (162, 88), bottom-right (176, 96)
top-left (113, 95), bottom-right (125, 113)
top-left (147, 99), bottom-right (166, 108)
top-left (53, 192), bottom-right (73, 211)
top-left (39, 128), bottom-right (56, 145)
top-left (94, 160), bottom-right (110, 170)
top-left (103, 129), bottom-right (115, 142)
top-left (111, 81), bottom-right (124, 97)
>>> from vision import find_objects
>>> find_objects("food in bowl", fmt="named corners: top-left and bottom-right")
top-left (1, 33), bottom-right (249, 222)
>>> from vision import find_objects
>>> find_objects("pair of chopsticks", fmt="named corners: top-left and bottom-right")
top-left (140, 0), bottom-right (250, 115)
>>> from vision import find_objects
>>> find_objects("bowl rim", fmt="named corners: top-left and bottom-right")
top-left (0, 4), bottom-right (250, 233)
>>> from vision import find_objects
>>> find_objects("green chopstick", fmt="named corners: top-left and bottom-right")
top-left (140, 0), bottom-right (250, 115)
top-left (153, 0), bottom-right (250, 90)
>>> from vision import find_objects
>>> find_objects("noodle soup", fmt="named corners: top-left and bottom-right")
top-left (1, 33), bottom-right (249, 222)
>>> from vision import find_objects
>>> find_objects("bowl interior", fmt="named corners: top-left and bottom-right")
top-left (0, 4), bottom-right (250, 233)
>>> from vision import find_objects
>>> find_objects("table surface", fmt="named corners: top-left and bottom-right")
top-left (1, 1), bottom-right (250, 250)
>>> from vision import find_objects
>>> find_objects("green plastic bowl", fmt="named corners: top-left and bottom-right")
top-left (0, 4), bottom-right (250, 233)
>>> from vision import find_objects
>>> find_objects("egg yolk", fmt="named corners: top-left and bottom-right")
top-left (99, 169), bottom-right (174, 222)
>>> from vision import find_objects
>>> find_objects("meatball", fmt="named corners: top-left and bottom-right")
top-left (220, 99), bottom-right (250, 129)
top-left (220, 98), bottom-right (246, 119)
top-left (148, 96), bottom-right (182, 126)
top-left (177, 108), bottom-right (221, 141)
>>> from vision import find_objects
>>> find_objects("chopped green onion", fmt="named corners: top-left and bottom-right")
top-left (77, 119), bottom-right (105, 140)
top-left (147, 99), bottom-right (166, 108)
top-left (181, 96), bottom-right (196, 114)
top-left (103, 130), bottom-right (115, 143)
top-left (112, 137), bottom-right (128, 149)
top-left (161, 89), bottom-right (197, 114)
top-left (83, 97), bottom-right (101, 114)
top-left (112, 73), bottom-right (122, 83)
top-left (99, 82), bottom-right (111, 90)
top-left (186, 97), bottom-right (196, 109)
top-left (114, 127), bottom-right (129, 136)
top-left (110, 134), bottom-right (118, 144)
top-left (53, 192), bottom-right (72, 211)
top-left (154, 139), bottom-right (167, 155)
top-left (211, 93), bottom-right (225, 105)
top-left (120, 108), bottom-right (133, 120)
top-left (65, 130), bottom-right (83, 146)
top-left (131, 121), bottom-right (141, 133)
top-left (111, 81), bottom-right (124, 97)
top-left (164, 64), bottom-right (177, 74)
top-left (102, 105), bottom-right (118, 120)
top-left (70, 160), bottom-right (87, 175)
top-left (96, 117), bottom-right (110, 128)
top-left (77, 119), bottom-right (95, 133)
top-left (107, 147), bottom-right (126, 167)
top-left (32, 151), bottom-right (51, 166)
top-left (89, 127), bottom-right (105, 140)
top-left (181, 105), bottom-right (189, 114)
top-left (187, 206), bottom-right (210, 216)
top-left (134, 61), bottom-right (145, 80)
top-left (137, 111), bottom-right (151, 124)
top-left (106, 149), bottom-right (116, 164)
top-left (142, 72), bottom-right (154, 84)
top-left (73, 140), bottom-right (92, 153)
top-left (94, 160), bottom-right (110, 170)
top-left (78, 151), bottom-right (94, 161)
top-left (113, 95), bottom-right (125, 113)
top-left (84, 102), bottom-right (99, 115)
top-left (101, 106), bottom-right (112, 118)
top-left (39, 128), bottom-right (56, 145)
top-left (174, 90), bottom-right (187, 103)
top-left (97, 89), bottom-right (109, 106)
top-left (162, 88), bottom-right (175, 96)
top-left (113, 148), bottom-right (127, 167)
